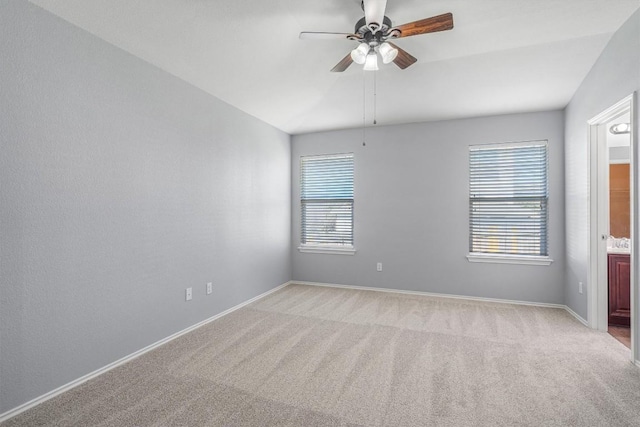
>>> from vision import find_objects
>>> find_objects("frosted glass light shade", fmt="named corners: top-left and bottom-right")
top-left (610, 123), bottom-right (631, 134)
top-left (350, 44), bottom-right (370, 65)
top-left (363, 53), bottom-right (379, 71)
top-left (378, 42), bottom-right (398, 64)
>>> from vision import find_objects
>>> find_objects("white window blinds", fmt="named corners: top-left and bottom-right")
top-left (301, 153), bottom-right (354, 247)
top-left (469, 141), bottom-right (548, 256)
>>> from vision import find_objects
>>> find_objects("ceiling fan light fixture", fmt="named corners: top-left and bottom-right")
top-left (351, 43), bottom-right (370, 65)
top-left (363, 53), bottom-right (379, 71)
top-left (378, 42), bottom-right (398, 64)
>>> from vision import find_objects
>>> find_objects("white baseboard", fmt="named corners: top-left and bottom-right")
top-left (292, 281), bottom-right (567, 309)
top-left (0, 281), bottom-right (291, 423)
top-left (563, 305), bottom-right (589, 327)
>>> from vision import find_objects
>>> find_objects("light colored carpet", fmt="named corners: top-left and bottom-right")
top-left (4, 284), bottom-right (640, 426)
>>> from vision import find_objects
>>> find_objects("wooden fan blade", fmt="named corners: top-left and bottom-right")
top-left (363, 0), bottom-right (387, 29)
top-left (388, 42), bottom-right (417, 69)
top-left (392, 13), bottom-right (454, 38)
top-left (299, 32), bottom-right (361, 40)
top-left (330, 53), bottom-right (354, 72)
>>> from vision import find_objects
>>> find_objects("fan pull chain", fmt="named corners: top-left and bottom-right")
top-left (373, 69), bottom-right (377, 125)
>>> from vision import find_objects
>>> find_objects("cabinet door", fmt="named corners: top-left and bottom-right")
top-left (608, 254), bottom-right (631, 327)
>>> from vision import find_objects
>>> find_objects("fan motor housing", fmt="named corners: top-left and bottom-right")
top-left (354, 16), bottom-right (393, 42)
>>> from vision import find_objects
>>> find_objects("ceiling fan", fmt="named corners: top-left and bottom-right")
top-left (299, 0), bottom-right (453, 72)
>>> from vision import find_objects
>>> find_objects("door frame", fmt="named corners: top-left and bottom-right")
top-left (588, 93), bottom-right (636, 362)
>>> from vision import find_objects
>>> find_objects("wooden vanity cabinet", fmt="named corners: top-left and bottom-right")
top-left (608, 253), bottom-right (631, 327)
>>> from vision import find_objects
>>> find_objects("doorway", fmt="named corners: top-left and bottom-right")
top-left (588, 94), bottom-right (636, 360)
top-left (607, 111), bottom-right (632, 347)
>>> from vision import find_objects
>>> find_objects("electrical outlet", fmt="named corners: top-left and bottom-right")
top-left (376, 262), bottom-right (382, 272)
top-left (578, 282), bottom-right (583, 294)
top-left (186, 287), bottom-right (192, 301)
top-left (206, 282), bottom-right (213, 295)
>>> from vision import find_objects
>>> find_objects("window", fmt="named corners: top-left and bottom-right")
top-left (468, 140), bottom-right (552, 265)
top-left (299, 153), bottom-right (355, 254)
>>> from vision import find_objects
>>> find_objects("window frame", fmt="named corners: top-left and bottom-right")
top-left (466, 140), bottom-right (553, 266)
top-left (298, 152), bottom-right (356, 255)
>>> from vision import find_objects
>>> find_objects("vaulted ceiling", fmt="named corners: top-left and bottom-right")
top-left (29, 0), bottom-right (640, 135)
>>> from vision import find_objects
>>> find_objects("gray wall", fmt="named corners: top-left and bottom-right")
top-left (292, 111), bottom-right (566, 304)
top-left (564, 9), bottom-right (640, 320)
top-left (0, 1), bottom-right (291, 414)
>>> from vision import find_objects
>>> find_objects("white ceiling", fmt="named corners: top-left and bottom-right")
top-left (30, 0), bottom-right (640, 135)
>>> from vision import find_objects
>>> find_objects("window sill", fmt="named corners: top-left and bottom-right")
top-left (467, 253), bottom-right (553, 266)
top-left (298, 246), bottom-right (356, 255)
